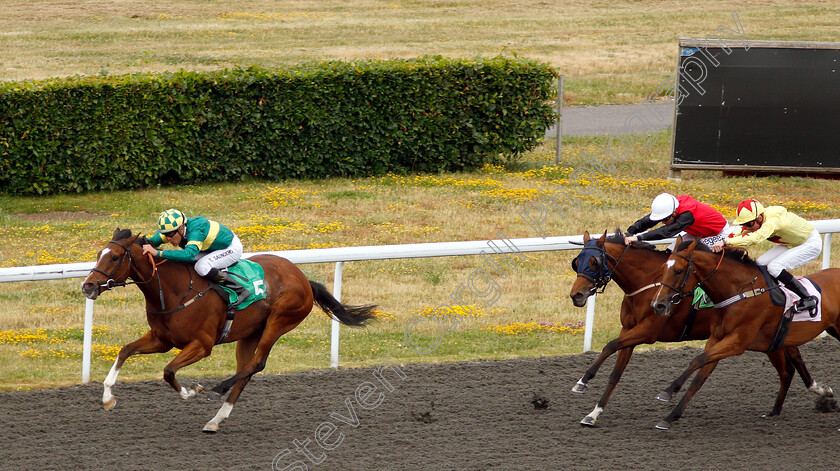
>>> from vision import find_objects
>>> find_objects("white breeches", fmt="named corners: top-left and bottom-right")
top-left (757, 229), bottom-right (822, 277)
top-left (194, 235), bottom-right (243, 276)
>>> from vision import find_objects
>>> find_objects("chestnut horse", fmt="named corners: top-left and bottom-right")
top-left (650, 237), bottom-right (840, 430)
top-left (569, 231), bottom-right (831, 427)
top-left (81, 228), bottom-right (376, 433)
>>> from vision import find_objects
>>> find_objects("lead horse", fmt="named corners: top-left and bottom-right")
top-left (650, 237), bottom-right (840, 430)
top-left (569, 231), bottom-right (831, 426)
top-left (81, 228), bottom-right (376, 432)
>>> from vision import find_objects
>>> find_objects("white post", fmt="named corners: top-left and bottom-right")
top-left (82, 298), bottom-right (94, 383)
top-left (583, 294), bottom-right (595, 352)
top-left (822, 233), bottom-right (832, 269)
top-left (821, 233), bottom-right (832, 338)
top-left (331, 262), bottom-right (343, 368)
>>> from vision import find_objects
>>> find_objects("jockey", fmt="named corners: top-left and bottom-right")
top-left (142, 209), bottom-right (248, 308)
top-left (625, 193), bottom-right (730, 248)
top-left (712, 199), bottom-right (821, 314)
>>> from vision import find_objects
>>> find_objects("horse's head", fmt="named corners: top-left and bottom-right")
top-left (569, 231), bottom-right (613, 307)
top-left (651, 236), bottom-right (698, 316)
top-left (81, 228), bottom-right (141, 300)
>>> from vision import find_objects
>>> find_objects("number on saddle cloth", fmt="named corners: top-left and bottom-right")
top-left (213, 260), bottom-right (267, 311)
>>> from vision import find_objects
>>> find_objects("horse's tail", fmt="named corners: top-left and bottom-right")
top-left (309, 280), bottom-right (377, 327)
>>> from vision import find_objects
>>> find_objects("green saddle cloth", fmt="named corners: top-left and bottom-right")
top-left (220, 259), bottom-right (267, 310)
top-left (692, 286), bottom-right (714, 309)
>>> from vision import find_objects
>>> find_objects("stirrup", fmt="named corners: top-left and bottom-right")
top-left (794, 296), bottom-right (817, 317)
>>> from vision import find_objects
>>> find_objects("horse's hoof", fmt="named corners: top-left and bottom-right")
top-left (762, 411), bottom-right (780, 418)
top-left (655, 420), bottom-right (671, 430)
top-left (655, 391), bottom-right (672, 402)
top-left (580, 416), bottom-right (596, 427)
top-left (571, 383), bottom-right (587, 394)
top-left (202, 422), bottom-right (219, 433)
top-left (103, 397), bottom-right (117, 411)
top-left (206, 391), bottom-right (222, 403)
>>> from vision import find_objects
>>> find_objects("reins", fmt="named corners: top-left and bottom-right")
top-left (575, 241), bottom-right (632, 297)
top-left (661, 246), bottom-right (763, 308)
top-left (87, 238), bottom-right (207, 315)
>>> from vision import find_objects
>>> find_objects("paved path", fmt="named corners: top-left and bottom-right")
top-left (546, 102), bottom-right (673, 137)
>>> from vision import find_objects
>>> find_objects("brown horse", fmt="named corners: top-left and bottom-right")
top-left (650, 236), bottom-right (840, 430)
top-left (569, 231), bottom-right (831, 427)
top-left (81, 228), bottom-right (376, 432)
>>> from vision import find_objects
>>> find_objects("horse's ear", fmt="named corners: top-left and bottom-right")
top-left (687, 239), bottom-right (699, 252)
top-left (598, 230), bottom-right (607, 247)
top-left (675, 235), bottom-right (683, 247)
top-left (583, 231), bottom-right (590, 243)
top-left (113, 227), bottom-right (121, 238)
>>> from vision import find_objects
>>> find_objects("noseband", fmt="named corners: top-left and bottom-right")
top-left (88, 240), bottom-right (135, 290)
top-left (659, 249), bottom-right (725, 306)
top-left (572, 240), bottom-right (630, 295)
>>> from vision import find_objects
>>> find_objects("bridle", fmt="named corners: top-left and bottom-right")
top-left (87, 238), bottom-right (167, 307)
top-left (571, 240), bottom-right (631, 296)
top-left (658, 247), bottom-right (727, 307)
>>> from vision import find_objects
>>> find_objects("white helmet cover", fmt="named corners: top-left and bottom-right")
top-left (649, 193), bottom-right (678, 221)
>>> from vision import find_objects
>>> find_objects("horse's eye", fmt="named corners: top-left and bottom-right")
top-left (112, 255), bottom-right (119, 262)
top-left (591, 258), bottom-right (601, 269)
top-left (674, 269), bottom-right (683, 275)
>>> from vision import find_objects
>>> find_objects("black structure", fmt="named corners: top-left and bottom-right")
top-left (670, 39), bottom-right (840, 178)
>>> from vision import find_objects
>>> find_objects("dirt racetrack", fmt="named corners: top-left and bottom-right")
top-left (3, 338), bottom-right (840, 470)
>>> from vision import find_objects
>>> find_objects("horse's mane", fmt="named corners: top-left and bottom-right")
top-left (604, 229), bottom-right (668, 254)
top-left (112, 228), bottom-right (149, 246)
top-left (113, 228), bottom-right (133, 240)
top-left (676, 239), bottom-right (757, 267)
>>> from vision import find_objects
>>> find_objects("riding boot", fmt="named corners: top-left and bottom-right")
top-left (207, 268), bottom-right (249, 312)
top-left (776, 269), bottom-right (818, 317)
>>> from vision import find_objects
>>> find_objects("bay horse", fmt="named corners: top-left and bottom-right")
top-left (569, 231), bottom-right (831, 427)
top-left (650, 236), bottom-right (840, 430)
top-left (81, 228), bottom-right (376, 433)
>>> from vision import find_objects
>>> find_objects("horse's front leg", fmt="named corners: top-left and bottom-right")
top-left (580, 346), bottom-right (636, 427)
top-left (655, 360), bottom-right (719, 430)
top-left (655, 335), bottom-right (721, 403)
top-left (574, 318), bottom-right (662, 394)
top-left (655, 333), bottom-right (748, 430)
top-left (103, 331), bottom-right (171, 410)
top-left (163, 339), bottom-right (213, 400)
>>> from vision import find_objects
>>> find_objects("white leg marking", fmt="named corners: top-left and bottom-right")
top-left (204, 402), bottom-right (234, 432)
top-left (179, 385), bottom-right (198, 399)
top-left (102, 359), bottom-right (120, 408)
top-left (810, 381), bottom-right (835, 397)
top-left (587, 405), bottom-right (604, 421)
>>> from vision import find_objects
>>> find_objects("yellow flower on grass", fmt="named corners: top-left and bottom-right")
top-left (488, 321), bottom-right (585, 335)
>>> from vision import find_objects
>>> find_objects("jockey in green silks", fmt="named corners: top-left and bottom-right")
top-left (142, 209), bottom-right (248, 309)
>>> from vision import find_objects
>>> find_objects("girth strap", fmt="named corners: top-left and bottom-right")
top-left (767, 307), bottom-right (795, 352)
top-left (217, 309), bottom-right (236, 344)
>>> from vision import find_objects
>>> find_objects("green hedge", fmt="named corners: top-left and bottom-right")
top-left (0, 57), bottom-right (557, 195)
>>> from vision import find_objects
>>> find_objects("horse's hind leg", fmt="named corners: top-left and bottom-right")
top-left (203, 332), bottom-right (260, 433)
top-left (581, 346), bottom-right (635, 427)
top-left (210, 316), bottom-right (305, 397)
top-left (163, 339), bottom-right (213, 400)
top-left (103, 331), bottom-right (171, 410)
top-left (786, 346), bottom-right (833, 398)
